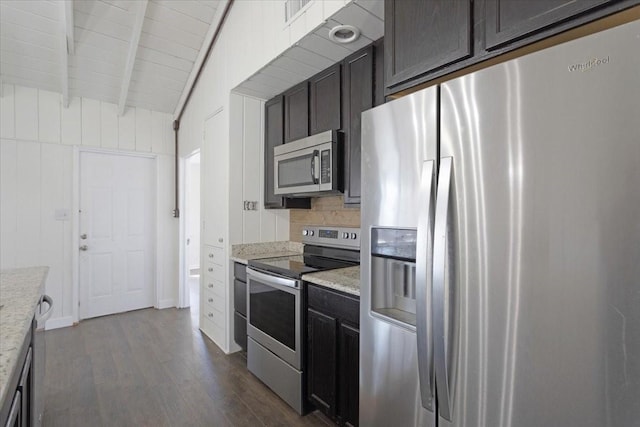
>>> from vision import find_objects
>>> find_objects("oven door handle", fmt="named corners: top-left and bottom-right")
top-left (247, 268), bottom-right (301, 290)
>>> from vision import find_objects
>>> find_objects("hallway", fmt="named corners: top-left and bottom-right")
top-left (43, 308), bottom-right (331, 426)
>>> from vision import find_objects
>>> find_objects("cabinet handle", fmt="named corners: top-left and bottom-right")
top-left (208, 284), bottom-right (213, 288)
top-left (208, 267), bottom-right (213, 272)
top-left (218, 237), bottom-right (223, 243)
top-left (208, 298), bottom-right (213, 303)
top-left (208, 312), bottom-right (214, 318)
top-left (209, 253), bottom-right (214, 258)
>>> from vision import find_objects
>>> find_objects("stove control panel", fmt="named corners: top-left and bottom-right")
top-left (302, 226), bottom-right (360, 249)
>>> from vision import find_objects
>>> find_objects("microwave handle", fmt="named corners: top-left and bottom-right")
top-left (311, 150), bottom-right (319, 184)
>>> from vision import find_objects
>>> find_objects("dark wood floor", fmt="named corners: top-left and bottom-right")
top-left (43, 307), bottom-right (333, 427)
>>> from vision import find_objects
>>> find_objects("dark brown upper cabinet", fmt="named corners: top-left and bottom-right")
top-left (310, 64), bottom-right (342, 135)
top-left (264, 95), bottom-right (310, 209)
top-left (342, 45), bottom-right (374, 206)
top-left (373, 38), bottom-right (385, 107)
top-left (383, 0), bottom-right (636, 95)
top-left (485, 0), bottom-right (611, 49)
top-left (284, 81), bottom-right (309, 143)
top-left (385, 0), bottom-right (472, 94)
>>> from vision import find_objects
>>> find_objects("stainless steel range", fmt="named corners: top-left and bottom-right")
top-left (246, 226), bottom-right (360, 414)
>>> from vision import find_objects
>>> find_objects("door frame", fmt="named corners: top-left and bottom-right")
top-left (72, 147), bottom-right (159, 323)
top-left (177, 149), bottom-right (201, 309)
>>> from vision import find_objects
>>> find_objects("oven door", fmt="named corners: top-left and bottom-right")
top-left (246, 268), bottom-right (302, 370)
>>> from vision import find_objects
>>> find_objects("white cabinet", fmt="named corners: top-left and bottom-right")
top-left (199, 110), bottom-right (229, 351)
top-left (200, 244), bottom-right (226, 347)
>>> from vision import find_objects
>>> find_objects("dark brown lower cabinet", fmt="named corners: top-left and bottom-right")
top-left (337, 323), bottom-right (359, 427)
top-left (307, 309), bottom-right (337, 417)
top-left (307, 284), bottom-right (359, 426)
top-left (1, 320), bottom-right (33, 427)
top-left (233, 263), bottom-right (247, 351)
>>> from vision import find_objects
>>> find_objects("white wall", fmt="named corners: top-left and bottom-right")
top-left (179, 0), bottom-right (347, 238)
top-left (0, 83), bottom-right (178, 329)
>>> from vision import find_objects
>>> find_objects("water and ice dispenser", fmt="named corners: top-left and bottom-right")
top-left (370, 227), bottom-right (417, 328)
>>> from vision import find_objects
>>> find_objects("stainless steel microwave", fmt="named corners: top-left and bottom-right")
top-left (274, 130), bottom-right (342, 197)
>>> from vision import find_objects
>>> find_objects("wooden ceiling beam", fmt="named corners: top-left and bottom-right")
top-left (65, 0), bottom-right (75, 55)
top-left (118, 0), bottom-right (148, 116)
top-left (59, 0), bottom-right (73, 107)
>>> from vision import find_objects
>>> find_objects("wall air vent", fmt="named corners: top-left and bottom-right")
top-left (285, 0), bottom-right (313, 23)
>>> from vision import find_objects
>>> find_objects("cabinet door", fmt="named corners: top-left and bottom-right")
top-left (202, 111), bottom-right (227, 246)
top-left (338, 322), bottom-right (359, 427)
top-left (284, 82), bottom-right (309, 143)
top-left (385, 0), bottom-right (472, 93)
top-left (233, 279), bottom-right (246, 317)
top-left (310, 64), bottom-right (342, 135)
top-left (373, 38), bottom-right (385, 107)
top-left (234, 312), bottom-right (247, 351)
top-left (485, 0), bottom-right (611, 49)
top-left (264, 96), bottom-right (311, 209)
top-left (307, 308), bottom-right (337, 417)
top-left (343, 46), bottom-right (373, 206)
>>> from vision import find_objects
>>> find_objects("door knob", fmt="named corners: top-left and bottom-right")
top-left (79, 245), bottom-right (88, 251)
top-left (80, 233), bottom-right (87, 239)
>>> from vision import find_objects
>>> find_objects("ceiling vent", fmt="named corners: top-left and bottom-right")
top-left (285, 0), bottom-right (312, 22)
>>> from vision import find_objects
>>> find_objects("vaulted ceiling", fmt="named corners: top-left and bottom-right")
top-left (0, 0), bottom-right (223, 114)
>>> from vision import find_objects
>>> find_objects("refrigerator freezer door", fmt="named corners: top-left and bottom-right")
top-left (438, 20), bottom-right (640, 427)
top-left (361, 87), bottom-right (438, 427)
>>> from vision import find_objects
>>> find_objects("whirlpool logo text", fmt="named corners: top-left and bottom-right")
top-left (568, 56), bottom-right (610, 72)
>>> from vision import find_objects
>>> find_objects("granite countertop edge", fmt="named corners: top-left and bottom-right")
top-left (302, 266), bottom-right (361, 297)
top-left (0, 266), bottom-right (49, 409)
top-left (230, 241), bottom-right (304, 265)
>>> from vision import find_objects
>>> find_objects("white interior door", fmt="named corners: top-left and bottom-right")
top-left (79, 151), bottom-right (155, 319)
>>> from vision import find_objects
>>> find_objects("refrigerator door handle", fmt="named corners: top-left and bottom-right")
top-left (433, 156), bottom-right (455, 421)
top-left (416, 159), bottom-right (435, 412)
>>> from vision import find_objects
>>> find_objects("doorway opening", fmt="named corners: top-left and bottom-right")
top-left (184, 151), bottom-right (201, 328)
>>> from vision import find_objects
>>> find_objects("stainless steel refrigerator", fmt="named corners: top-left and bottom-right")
top-left (360, 20), bottom-right (639, 427)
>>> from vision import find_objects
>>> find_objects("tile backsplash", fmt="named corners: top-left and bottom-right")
top-left (289, 196), bottom-right (360, 242)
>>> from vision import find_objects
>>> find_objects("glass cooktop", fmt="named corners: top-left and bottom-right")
top-left (248, 254), bottom-right (356, 279)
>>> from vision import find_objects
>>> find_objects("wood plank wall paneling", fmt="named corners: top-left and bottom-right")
top-left (0, 82), bottom-right (177, 328)
top-left (289, 196), bottom-right (360, 242)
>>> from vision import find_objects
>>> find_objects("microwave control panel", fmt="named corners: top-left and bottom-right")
top-left (320, 149), bottom-right (331, 183)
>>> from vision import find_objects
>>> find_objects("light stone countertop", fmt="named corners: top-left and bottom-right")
top-left (303, 266), bottom-right (361, 297)
top-left (231, 241), bottom-right (303, 264)
top-left (0, 266), bottom-right (48, 409)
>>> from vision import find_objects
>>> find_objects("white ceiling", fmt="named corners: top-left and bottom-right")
top-left (0, 0), bottom-right (222, 114)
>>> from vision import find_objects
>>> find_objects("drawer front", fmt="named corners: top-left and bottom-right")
top-left (233, 262), bottom-right (247, 282)
top-left (203, 277), bottom-right (224, 298)
top-left (203, 261), bottom-right (224, 282)
top-left (203, 287), bottom-right (225, 313)
top-left (204, 246), bottom-right (224, 266)
top-left (234, 279), bottom-right (247, 317)
top-left (234, 312), bottom-right (247, 351)
top-left (307, 284), bottom-right (360, 326)
top-left (202, 304), bottom-right (225, 325)
top-left (200, 315), bottom-right (225, 348)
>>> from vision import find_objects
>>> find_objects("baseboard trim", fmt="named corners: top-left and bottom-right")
top-left (157, 299), bottom-right (176, 309)
top-left (45, 316), bottom-right (74, 330)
